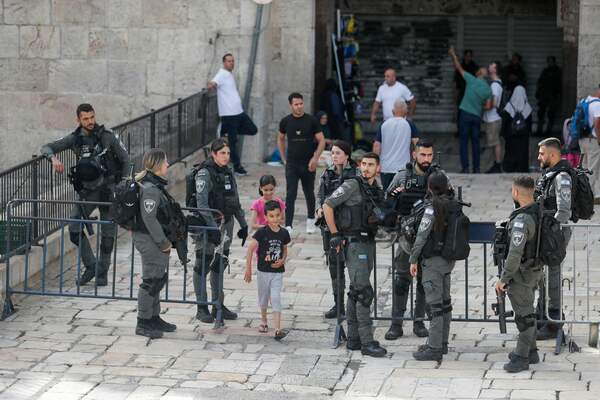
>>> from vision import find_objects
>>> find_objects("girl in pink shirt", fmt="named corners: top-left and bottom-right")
top-left (250, 175), bottom-right (286, 229)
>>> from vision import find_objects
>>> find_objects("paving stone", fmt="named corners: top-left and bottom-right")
top-left (510, 389), bottom-right (556, 399)
top-left (82, 383), bottom-right (137, 400)
top-left (197, 371), bottom-right (248, 383)
top-left (45, 351), bottom-right (98, 365)
top-left (203, 359), bottom-right (261, 374)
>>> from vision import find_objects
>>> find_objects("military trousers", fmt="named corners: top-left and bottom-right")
top-left (421, 256), bottom-right (454, 349)
top-left (391, 249), bottom-right (426, 325)
top-left (322, 230), bottom-right (346, 307)
top-left (508, 268), bottom-right (543, 357)
top-left (69, 186), bottom-right (116, 276)
top-left (134, 232), bottom-right (169, 319)
top-left (345, 239), bottom-right (375, 345)
top-left (193, 217), bottom-right (234, 306)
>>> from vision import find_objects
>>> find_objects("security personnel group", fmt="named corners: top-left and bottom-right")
top-left (42, 104), bottom-right (594, 373)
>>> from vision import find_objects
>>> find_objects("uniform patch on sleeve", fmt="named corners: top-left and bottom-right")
top-left (331, 186), bottom-right (345, 199)
top-left (512, 231), bottom-right (525, 247)
top-left (513, 221), bottom-right (524, 229)
top-left (143, 199), bottom-right (156, 214)
top-left (424, 208), bottom-right (434, 215)
top-left (198, 169), bottom-right (208, 176)
top-left (421, 217), bottom-right (432, 230)
top-left (560, 187), bottom-right (571, 202)
top-left (196, 180), bottom-right (206, 193)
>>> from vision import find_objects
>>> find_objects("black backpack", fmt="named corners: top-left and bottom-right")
top-left (525, 203), bottom-right (566, 267)
top-left (544, 163), bottom-right (594, 222)
top-left (111, 168), bottom-right (140, 230)
top-left (440, 201), bottom-right (471, 261)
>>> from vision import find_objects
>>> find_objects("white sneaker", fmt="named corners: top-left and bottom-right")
top-left (285, 226), bottom-right (293, 235)
top-left (306, 218), bottom-right (316, 234)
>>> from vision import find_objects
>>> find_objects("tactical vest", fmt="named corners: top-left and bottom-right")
top-left (396, 163), bottom-right (439, 216)
top-left (335, 177), bottom-right (383, 237)
top-left (534, 160), bottom-right (571, 212)
top-left (320, 164), bottom-right (357, 204)
top-left (422, 196), bottom-right (470, 260)
top-left (509, 204), bottom-right (539, 266)
top-left (139, 173), bottom-right (186, 242)
top-left (202, 159), bottom-right (241, 218)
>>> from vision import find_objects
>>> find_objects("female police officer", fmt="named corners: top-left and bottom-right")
top-left (133, 148), bottom-right (177, 339)
top-left (192, 138), bottom-right (248, 323)
top-left (409, 172), bottom-right (456, 361)
top-left (316, 140), bottom-right (356, 319)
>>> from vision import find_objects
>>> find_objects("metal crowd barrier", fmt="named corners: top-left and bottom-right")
top-left (1, 199), bottom-right (228, 329)
top-left (371, 221), bottom-right (600, 352)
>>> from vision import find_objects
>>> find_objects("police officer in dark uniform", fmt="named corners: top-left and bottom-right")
top-left (192, 138), bottom-right (248, 323)
top-left (495, 176), bottom-right (543, 373)
top-left (133, 148), bottom-right (179, 338)
top-left (384, 140), bottom-right (440, 340)
top-left (316, 140), bottom-right (357, 319)
top-left (323, 152), bottom-right (387, 357)
top-left (534, 138), bottom-right (572, 339)
top-left (41, 104), bottom-right (129, 286)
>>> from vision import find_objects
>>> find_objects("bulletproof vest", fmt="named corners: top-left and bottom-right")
top-left (202, 159), bottom-right (241, 217)
top-left (321, 164), bottom-right (357, 203)
top-left (534, 160), bottom-right (571, 212)
top-left (70, 125), bottom-right (120, 191)
top-left (139, 173), bottom-right (186, 242)
top-left (396, 163), bottom-right (438, 216)
top-left (508, 203), bottom-right (539, 266)
top-left (422, 196), bottom-right (466, 258)
top-left (335, 177), bottom-right (383, 236)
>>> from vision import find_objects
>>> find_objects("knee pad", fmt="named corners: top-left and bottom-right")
top-left (347, 285), bottom-right (358, 302)
top-left (100, 237), bottom-right (114, 254)
top-left (140, 278), bottom-right (162, 296)
top-left (69, 231), bottom-right (83, 246)
top-left (428, 303), bottom-right (444, 319)
top-left (356, 285), bottom-right (374, 308)
top-left (515, 313), bottom-right (536, 332)
top-left (442, 298), bottom-right (452, 315)
top-left (394, 276), bottom-right (411, 296)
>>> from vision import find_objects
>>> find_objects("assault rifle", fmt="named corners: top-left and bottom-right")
top-left (492, 220), bottom-right (513, 334)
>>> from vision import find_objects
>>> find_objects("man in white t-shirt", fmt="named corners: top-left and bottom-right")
top-left (483, 62), bottom-right (504, 173)
top-left (373, 100), bottom-right (417, 190)
top-left (208, 53), bottom-right (257, 176)
top-left (370, 68), bottom-right (416, 123)
top-left (579, 84), bottom-right (600, 203)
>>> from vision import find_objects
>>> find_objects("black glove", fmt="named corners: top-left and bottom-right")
top-left (329, 233), bottom-right (344, 254)
top-left (237, 226), bottom-right (249, 246)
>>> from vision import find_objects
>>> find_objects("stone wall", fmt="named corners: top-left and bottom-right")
top-left (577, 0), bottom-right (600, 97)
top-left (0, 0), bottom-right (316, 167)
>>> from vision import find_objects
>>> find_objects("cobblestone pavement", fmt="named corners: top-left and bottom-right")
top-left (1, 164), bottom-right (600, 400)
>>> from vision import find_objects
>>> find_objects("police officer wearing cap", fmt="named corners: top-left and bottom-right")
top-left (316, 140), bottom-right (357, 319)
top-left (323, 152), bottom-right (387, 358)
top-left (534, 137), bottom-right (572, 340)
top-left (192, 138), bottom-right (248, 323)
top-left (384, 140), bottom-right (440, 340)
top-left (495, 176), bottom-right (543, 373)
top-left (41, 104), bottom-right (129, 287)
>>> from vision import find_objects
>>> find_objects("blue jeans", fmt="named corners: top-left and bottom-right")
top-left (458, 110), bottom-right (482, 171)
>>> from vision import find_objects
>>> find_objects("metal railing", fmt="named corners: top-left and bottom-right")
top-left (0, 91), bottom-right (218, 260)
top-left (2, 199), bottom-right (227, 328)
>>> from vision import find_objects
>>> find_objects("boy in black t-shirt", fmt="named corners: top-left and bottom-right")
top-left (245, 200), bottom-right (291, 340)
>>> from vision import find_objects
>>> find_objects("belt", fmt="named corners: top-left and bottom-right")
top-left (345, 232), bottom-right (371, 243)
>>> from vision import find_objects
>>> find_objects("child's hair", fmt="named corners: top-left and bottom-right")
top-left (264, 200), bottom-right (281, 215)
top-left (258, 174), bottom-right (277, 196)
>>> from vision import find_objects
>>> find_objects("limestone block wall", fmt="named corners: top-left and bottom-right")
top-left (0, 0), bottom-right (316, 167)
top-left (577, 0), bottom-right (600, 97)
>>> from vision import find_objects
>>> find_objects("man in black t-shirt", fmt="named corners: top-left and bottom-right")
top-left (277, 92), bottom-right (326, 233)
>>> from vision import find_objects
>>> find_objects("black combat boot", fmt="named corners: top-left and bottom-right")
top-left (212, 305), bottom-right (238, 320)
top-left (346, 338), bottom-right (362, 351)
top-left (196, 305), bottom-right (214, 323)
top-left (384, 323), bottom-right (404, 340)
top-left (413, 321), bottom-right (429, 338)
top-left (418, 342), bottom-right (448, 355)
top-left (96, 272), bottom-right (108, 287)
top-left (413, 345), bottom-right (443, 361)
top-left (504, 354), bottom-right (529, 373)
top-left (361, 341), bottom-right (387, 357)
top-left (151, 315), bottom-right (177, 332)
top-left (136, 318), bottom-right (163, 339)
top-left (324, 303), bottom-right (345, 319)
top-left (76, 268), bottom-right (95, 286)
top-left (509, 348), bottom-right (540, 364)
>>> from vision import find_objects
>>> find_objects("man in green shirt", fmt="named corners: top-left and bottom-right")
top-left (449, 46), bottom-right (492, 174)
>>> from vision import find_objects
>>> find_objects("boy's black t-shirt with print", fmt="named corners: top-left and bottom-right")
top-left (253, 225), bottom-right (291, 273)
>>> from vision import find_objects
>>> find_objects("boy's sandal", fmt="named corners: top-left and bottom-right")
top-left (258, 323), bottom-right (268, 333)
top-left (274, 329), bottom-right (288, 341)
